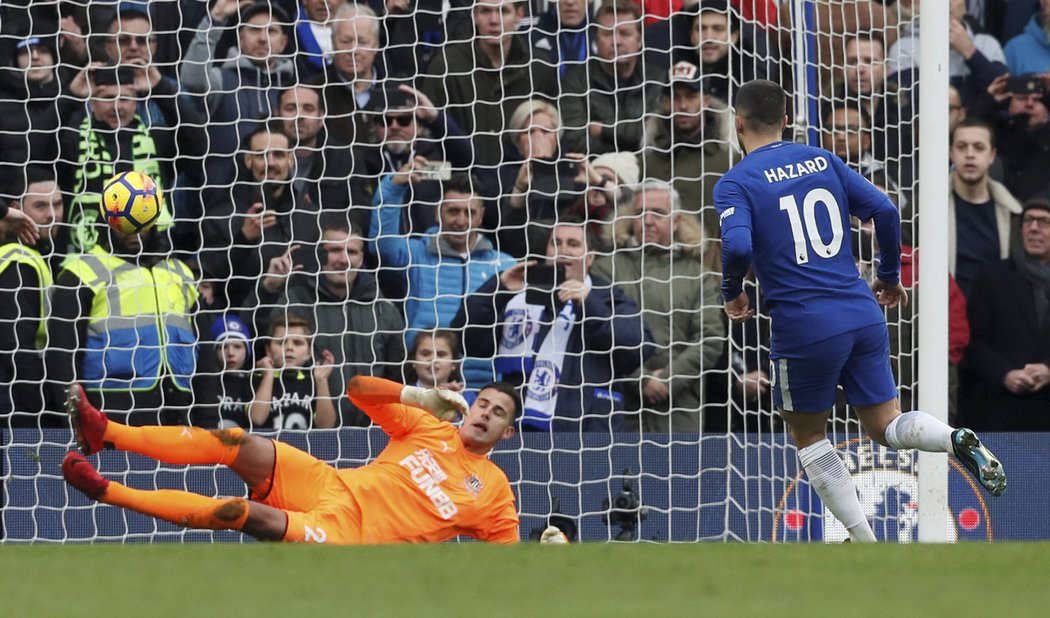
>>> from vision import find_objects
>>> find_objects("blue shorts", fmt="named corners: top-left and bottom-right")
top-left (769, 323), bottom-right (898, 412)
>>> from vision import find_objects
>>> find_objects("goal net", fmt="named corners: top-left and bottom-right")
top-left (0, 0), bottom-right (972, 543)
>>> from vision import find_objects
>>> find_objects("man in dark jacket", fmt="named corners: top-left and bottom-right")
top-left (961, 196), bottom-right (1050, 430)
top-left (453, 219), bottom-right (653, 433)
top-left (250, 215), bottom-right (406, 426)
top-left (181, 1), bottom-right (295, 174)
top-left (560, 0), bottom-right (663, 156)
top-left (200, 122), bottom-right (320, 311)
top-left (421, 0), bottom-right (559, 168)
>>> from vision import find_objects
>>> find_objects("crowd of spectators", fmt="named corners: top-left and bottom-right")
top-left (1, 0), bottom-right (1048, 434)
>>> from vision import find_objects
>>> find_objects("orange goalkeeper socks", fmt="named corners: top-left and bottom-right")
top-left (102, 483), bottom-right (250, 532)
top-left (103, 424), bottom-right (246, 466)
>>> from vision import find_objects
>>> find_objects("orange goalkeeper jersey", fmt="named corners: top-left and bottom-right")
top-left (342, 382), bottom-right (519, 544)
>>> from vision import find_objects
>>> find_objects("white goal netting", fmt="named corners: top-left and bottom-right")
top-left (0, 0), bottom-right (940, 543)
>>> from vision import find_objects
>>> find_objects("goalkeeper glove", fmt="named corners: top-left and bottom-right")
top-left (400, 385), bottom-right (468, 421)
top-left (539, 525), bottom-right (569, 544)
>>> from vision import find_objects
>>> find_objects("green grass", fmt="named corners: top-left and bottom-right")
top-left (2, 543), bottom-right (1048, 617)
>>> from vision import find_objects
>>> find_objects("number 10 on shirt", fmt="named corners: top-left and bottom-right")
top-left (779, 188), bottom-right (845, 264)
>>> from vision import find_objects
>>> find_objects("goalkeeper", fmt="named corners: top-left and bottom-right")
top-left (62, 376), bottom-right (524, 544)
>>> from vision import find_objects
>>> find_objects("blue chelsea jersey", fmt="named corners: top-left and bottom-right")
top-left (715, 141), bottom-right (901, 351)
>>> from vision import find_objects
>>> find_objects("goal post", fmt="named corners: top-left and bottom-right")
top-left (916, 0), bottom-right (951, 544)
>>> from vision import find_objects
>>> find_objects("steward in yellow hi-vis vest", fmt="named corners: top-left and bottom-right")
top-left (0, 166), bottom-right (65, 428)
top-left (46, 223), bottom-right (200, 426)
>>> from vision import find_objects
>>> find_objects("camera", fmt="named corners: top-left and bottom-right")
top-left (601, 469), bottom-right (648, 541)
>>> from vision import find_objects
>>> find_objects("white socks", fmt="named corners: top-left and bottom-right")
top-left (884, 411), bottom-right (954, 453)
top-left (798, 439), bottom-right (876, 543)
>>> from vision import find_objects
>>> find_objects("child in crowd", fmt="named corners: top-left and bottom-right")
top-left (191, 315), bottom-right (255, 428)
top-left (404, 330), bottom-right (474, 411)
top-left (250, 311), bottom-right (336, 429)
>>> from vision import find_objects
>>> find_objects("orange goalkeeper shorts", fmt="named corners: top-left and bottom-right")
top-left (254, 440), bottom-right (363, 545)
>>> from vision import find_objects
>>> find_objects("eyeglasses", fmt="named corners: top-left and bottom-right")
top-left (383, 115), bottom-right (413, 127)
top-left (948, 104), bottom-right (962, 111)
top-left (1023, 215), bottom-right (1050, 228)
top-left (116, 34), bottom-right (157, 47)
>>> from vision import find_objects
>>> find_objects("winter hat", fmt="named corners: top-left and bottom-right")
top-left (210, 315), bottom-right (252, 344)
top-left (590, 152), bottom-right (640, 186)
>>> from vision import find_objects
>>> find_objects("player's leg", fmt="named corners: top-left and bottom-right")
top-left (843, 326), bottom-right (1006, 496)
top-left (68, 383), bottom-right (271, 468)
top-left (772, 343), bottom-right (877, 543)
top-left (62, 451), bottom-right (287, 540)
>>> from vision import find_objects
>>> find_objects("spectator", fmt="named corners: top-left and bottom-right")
top-left (294, 0), bottom-right (347, 76)
top-left (100, 7), bottom-right (182, 128)
top-left (888, 0), bottom-right (1008, 106)
top-left (641, 60), bottom-right (734, 235)
top-left (354, 84), bottom-right (474, 235)
top-left (252, 215), bottom-right (405, 426)
top-left (0, 167), bottom-right (64, 427)
top-left (960, 196), bottom-right (1050, 431)
top-left (591, 181), bottom-right (724, 433)
top-left (383, 0), bottom-right (470, 80)
top-left (307, 2), bottom-right (383, 146)
top-left (57, 64), bottom-right (179, 254)
top-left (453, 218), bottom-right (653, 432)
top-left (834, 32), bottom-right (915, 177)
top-left (404, 330), bottom-right (465, 392)
top-left (181, 0), bottom-right (294, 161)
top-left (371, 171), bottom-right (516, 386)
top-left (0, 34), bottom-right (75, 195)
top-left (775, 0), bottom-right (898, 93)
top-left (275, 85), bottom-right (368, 225)
top-left (46, 221), bottom-right (199, 426)
top-left (192, 315), bottom-right (255, 429)
top-left (499, 99), bottom-right (587, 258)
top-left (249, 310), bottom-right (337, 430)
top-left (703, 279), bottom-right (777, 434)
top-left (678, 0), bottom-right (772, 102)
top-left (1003, 0), bottom-right (1050, 75)
top-left (525, 0), bottom-right (592, 75)
top-left (421, 0), bottom-right (559, 168)
top-left (946, 117), bottom-right (1023, 298)
top-left (572, 151), bottom-right (639, 251)
top-left (971, 72), bottom-right (1050, 202)
top-left (560, 0), bottom-right (663, 156)
top-left (820, 99), bottom-right (906, 208)
top-left (200, 121), bottom-right (320, 310)
top-left (96, 6), bottom-right (209, 252)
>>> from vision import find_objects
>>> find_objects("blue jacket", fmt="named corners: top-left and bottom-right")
top-left (1004, 15), bottom-right (1050, 75)
top-left (453, 274), bottom-right (654, 433)
top-left (371, 176), bottom-right (517, 386)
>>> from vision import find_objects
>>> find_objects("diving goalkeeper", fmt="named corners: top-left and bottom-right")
top-left (62, 376), bottom-right (523, 544)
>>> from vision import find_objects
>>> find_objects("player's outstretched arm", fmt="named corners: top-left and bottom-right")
top-left (871, 279), bottom-right (909, 309)
top-left (346, 375), bottom-right (466, 423)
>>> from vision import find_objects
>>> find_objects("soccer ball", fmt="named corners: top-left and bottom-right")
top-left (100, 171), bottom-right (162, 235)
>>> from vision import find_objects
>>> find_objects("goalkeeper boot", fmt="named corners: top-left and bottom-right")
top-left (66, 384), bottom-right (108, 455)
top-left (952, 428), bottom-right (1007, 497)
top-left (62, 451), bottom-right (109, 500)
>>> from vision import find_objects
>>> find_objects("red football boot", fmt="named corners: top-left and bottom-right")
top-left (66, 385), bottom-right (108, 455)
top-left (62, 451), bottom-right (110, 500)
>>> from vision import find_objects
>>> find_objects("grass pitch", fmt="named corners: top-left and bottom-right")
top-left (2, 542), bottom-right (1047, 617)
